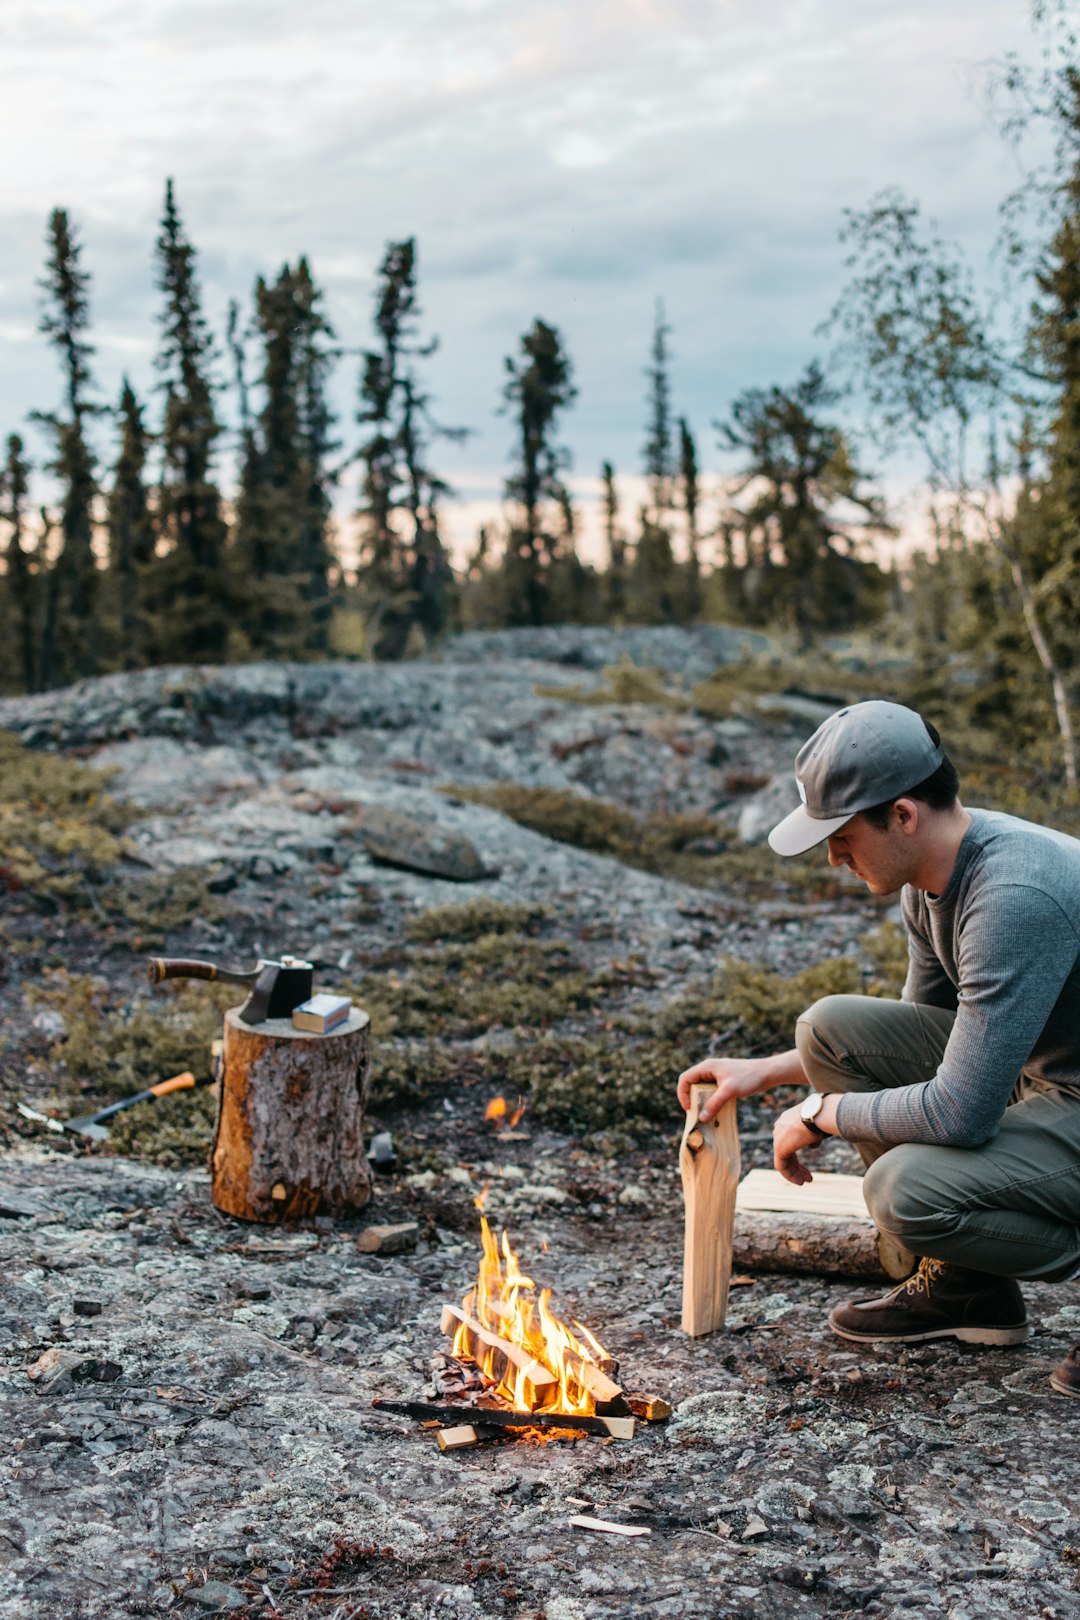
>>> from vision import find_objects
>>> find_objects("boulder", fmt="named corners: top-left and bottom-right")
top-left (737, 772), bottom-right (802, 846)
top-left (349, 805), bottom-right (493, 881)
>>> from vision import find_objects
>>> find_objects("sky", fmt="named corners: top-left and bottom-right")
top-left (0, 0), bottom-right (1053, 563)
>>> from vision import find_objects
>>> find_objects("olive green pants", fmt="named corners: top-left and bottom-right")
top-left (795, 994), bottom-right (1080, 1283)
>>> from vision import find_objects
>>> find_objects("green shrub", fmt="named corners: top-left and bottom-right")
top-left (404, 898), bottom-right (550, 944)
top-left (534, 656), bottom-right (689, 711)
top-left (27, 971), bottom-right (232, 1097)
top-left (0, 732), bottom-right (133, 902)
top-left (347, 933), bottom-right (598, 1041)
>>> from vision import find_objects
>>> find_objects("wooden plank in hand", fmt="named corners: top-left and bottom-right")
top-left (680, 1082), bottom-right (740, 1337)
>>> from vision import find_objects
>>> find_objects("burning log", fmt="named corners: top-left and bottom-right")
top-left (560, 1355), bottom-right (629, 1416)
top-left (373, 1398), bottom-right (635, 1440)
top-left (440, 1305), bottom-right (558, 1410)
top-left (680, 1083), bottom-right (740, 1337)
top-left (443, 1204), bottom-right (629, 1422)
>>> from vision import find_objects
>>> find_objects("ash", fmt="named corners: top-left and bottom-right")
top-left (0, 630), bottom-right (1078, 1620)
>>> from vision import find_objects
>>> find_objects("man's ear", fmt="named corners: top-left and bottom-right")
top-left (893, 797), bottom-right (920, 835)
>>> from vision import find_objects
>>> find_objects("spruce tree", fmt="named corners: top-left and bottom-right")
top-left (153, 178), bottom-right (228, 661)
top-left (35, 208), bottom-right (101, 687)
top-left (356, 240), bottom-right (460, 657)
top-left (720, 363), bottom-right (891, 647)
top-left (501, 318), bottom-right (577, 626)
top-left (232, 260), bottom-right (339, 657)
top-left (106, 379), bottom-right (156, 669)
top-left (0, 434), bottom-right (38, 693)
top-left (678, 417), bottom-right (702, 618)
top-left (643, 300), bottom-right (674, 516)
top-left (601, 460), bottom-right (628, 622)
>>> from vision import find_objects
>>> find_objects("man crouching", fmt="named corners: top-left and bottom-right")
top-left (677, 700), bottom-right (1080, 1395)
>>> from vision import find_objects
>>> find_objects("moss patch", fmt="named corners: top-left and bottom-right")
top-left (346, 932), bottom-right (598, 1041)
top-left (96, 867), bottom-right (226, 946)
top-left (534, 656), bottom-right (690, 711)
top-left (0, 732), bottom-right (132, 901)
top-left (404, 898), bottom-right (550, 944)
top-left (476, 955), bottom-right (863, 1134)
top-left (26, 971), bottom-right (234, 1099)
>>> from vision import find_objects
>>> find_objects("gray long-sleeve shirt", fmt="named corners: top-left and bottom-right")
top-left (835, 809), bottom-right (1080, 1148)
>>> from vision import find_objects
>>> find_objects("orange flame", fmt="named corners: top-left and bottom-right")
top-left (484, 1096), bottom-right (507, 1124)
top-left (509, 1095), bottom-right (528, 1128)
top-left (452, 1213), bottom-right (613, 1416)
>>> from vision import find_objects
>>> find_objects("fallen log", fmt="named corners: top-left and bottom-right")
top-left (373, 1397), bottom-right (635, 1440)
top-left (731, 1209), bottom-right (906, 1282)
top-left (440, 1304), bottom-right (557, 1409)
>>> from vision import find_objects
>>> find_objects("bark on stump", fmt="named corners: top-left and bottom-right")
top-left (211, 1007), bottom-right (371, 1223)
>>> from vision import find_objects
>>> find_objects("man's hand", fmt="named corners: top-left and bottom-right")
top-left (677, 1048), bottom-right (806, 1123)
top-left (677, 1056), bottom-right (780, 1122)
top-left (773, 1102), bottom-right (823, 1186)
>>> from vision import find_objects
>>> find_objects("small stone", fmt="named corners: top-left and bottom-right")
top-left (186, 1581), bottom-right (247, 1611)
top-left (617, 1185), bottom-right (650, 1207)
top-left (356, 1222), bottom-right (419, 1255)
top-left (770, 1564), bottom-right (823, 1591)
top-left (742, 1517), bottom-right (769, 1540)
top-left (30, 1008), bottom-right (68, 1042)
top-left (232, 1280), bottom-right (272, 1301)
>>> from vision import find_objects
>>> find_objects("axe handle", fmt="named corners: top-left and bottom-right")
top-left (149, 1071), bottom-right (198, 1097)
top-left (147, 958), bottom-right (253, 987)
top-left (82, 1072), bottom-right (201, 1125)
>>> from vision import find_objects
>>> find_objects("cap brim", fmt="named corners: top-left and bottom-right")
top-left (768, 805), bottom-right (854, 857)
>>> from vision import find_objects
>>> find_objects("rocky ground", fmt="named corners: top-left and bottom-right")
top-left (1, 629), bottom-right (1078, 1620)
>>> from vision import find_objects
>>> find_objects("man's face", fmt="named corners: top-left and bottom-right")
top-left (825, 810), bottom-right (915, 896)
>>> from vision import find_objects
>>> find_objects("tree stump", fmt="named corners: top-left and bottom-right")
top-left (211, 1007), bottom-right (372, 1223)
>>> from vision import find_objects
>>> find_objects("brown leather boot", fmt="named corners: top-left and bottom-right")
top-left (828, 1257), bottom-right (1029, 1346)
top-left (1050, 1346), bottom-right (1080, 1396)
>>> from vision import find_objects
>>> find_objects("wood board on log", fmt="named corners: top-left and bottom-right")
top-left (211, 1007), bottom-right (371, 1223)
top-left (440, 1304), bottom-right (557, 1409)
top-left (680, 1083), bottom-right (740, 1337)
top-left (736, 1168), bottom-right (869, 1218)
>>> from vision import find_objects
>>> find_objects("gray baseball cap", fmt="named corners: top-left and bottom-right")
top-left (768, 700), bottom-right (945, 857)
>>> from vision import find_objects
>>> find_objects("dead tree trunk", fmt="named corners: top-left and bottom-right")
top-left (211, 1007), bottom-right (372, 1223)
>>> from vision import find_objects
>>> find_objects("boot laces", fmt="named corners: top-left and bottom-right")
top-left (894, 1257), bottom-right (947, 1302)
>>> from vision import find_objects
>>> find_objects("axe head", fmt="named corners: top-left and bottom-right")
top-left (238, 956), bottom-right (314, 1025)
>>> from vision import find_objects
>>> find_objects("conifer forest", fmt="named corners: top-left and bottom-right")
top-left (2, 5), bottom-right (1080, 798)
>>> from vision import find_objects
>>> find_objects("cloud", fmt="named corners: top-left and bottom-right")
top-left (0, 0), bottom-right (1051, 548)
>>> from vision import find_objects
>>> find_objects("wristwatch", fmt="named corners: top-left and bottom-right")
top-left (800, 1092), bottom-right (829, 1137)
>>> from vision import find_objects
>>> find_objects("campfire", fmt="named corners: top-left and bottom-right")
top-left (374, 1195), bottom-right (671, 1450)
